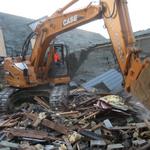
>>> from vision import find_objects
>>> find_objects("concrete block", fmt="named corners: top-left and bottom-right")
top-left (132, 139), bottom-right (147, 146)
top-left (90, 139), bottom-right (106, 147)
top-left (103, 119), bottom-right (113, 129)
top-left (107, 144), bottom-right (124, 150)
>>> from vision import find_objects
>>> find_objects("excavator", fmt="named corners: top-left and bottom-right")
top-left (2, 0), bottom-right (150, 110)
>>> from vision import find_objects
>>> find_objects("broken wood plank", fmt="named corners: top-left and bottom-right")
top-left (7, 128), bottom-right (48, 139)
top-left (33, 112), bottom-right (46, 127)
top-left (57, 111), bottom-right (80, 117)
top-left (76, 106), bottom-right (94, 111)
top-left (79, 110), bottom-right (100, 122)
top-left (77, 97), bottom-right (97, 107)
top-left (34, 96), bottom-right (51, 111)
top-left (0, 117), bottom-right (20, 128)
top-left (6, 128), bottom-right (60, 141)
top-left (91, 123), bottom-right (103, 131)
top-left (26, 113), bottom-right (69, 135)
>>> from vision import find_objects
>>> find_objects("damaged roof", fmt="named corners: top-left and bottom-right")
top-left (0, 12), bottom-right (32, 56)
top-left (134, 28), bottom-right (150, 37)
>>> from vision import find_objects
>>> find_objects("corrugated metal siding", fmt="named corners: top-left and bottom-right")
top-left (82, 69), bottom-right (123, 93)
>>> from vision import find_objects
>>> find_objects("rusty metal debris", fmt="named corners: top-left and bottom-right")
top-left (0, 87), bottom-right (150, 149)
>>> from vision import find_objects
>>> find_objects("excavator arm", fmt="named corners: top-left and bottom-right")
top-left (101, 0), bottom-right (142, 89)
top-left (101, 0), bottom-right (150, 108)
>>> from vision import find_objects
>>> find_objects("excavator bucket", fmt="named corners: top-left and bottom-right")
top-left (131, 62), bottom-right (150, 109)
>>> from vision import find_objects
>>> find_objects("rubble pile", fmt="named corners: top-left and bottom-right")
top-left (0, 88), bottom-right (150, 150)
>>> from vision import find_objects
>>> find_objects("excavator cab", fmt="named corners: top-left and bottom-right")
top-left (53, 44), bottom-right (66, 65)
top-left (48, 43), bottom-right (70, 82)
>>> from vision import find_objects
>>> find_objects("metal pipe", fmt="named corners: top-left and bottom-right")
top-left (59, 0), bottom-right (79, 13)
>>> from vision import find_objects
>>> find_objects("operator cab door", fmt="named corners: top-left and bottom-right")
top-left (54, 44), bottom-right (65, 65)
top-left (48, 44), bottom-right (69, 78)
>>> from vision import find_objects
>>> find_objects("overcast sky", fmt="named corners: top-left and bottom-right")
top-left (0, 0), bottom-right (149, 38)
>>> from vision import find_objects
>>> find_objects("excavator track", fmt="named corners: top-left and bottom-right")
top-left (0, 84), bottom-right (68, 113)
top-left (0, 87), bottom-right (15, 112)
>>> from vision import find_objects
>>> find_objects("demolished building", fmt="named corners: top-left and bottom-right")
top-left (0, 8), bottom-right (150, 150)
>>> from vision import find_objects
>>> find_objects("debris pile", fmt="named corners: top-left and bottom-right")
top-left (0, 88), bottom-right (150, 150)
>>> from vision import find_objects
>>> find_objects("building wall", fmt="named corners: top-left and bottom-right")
top-left (72, 46), bottom-right (117, 82)
top-left (70, 34), bottom-right (150, 83)
top-left (0, 28), bottom-right (6, 57)
top-left (136, 36), bottom-right (150, 58)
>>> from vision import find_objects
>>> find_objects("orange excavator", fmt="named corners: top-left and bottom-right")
top-left (3, 0), bottom-right (150, 110)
